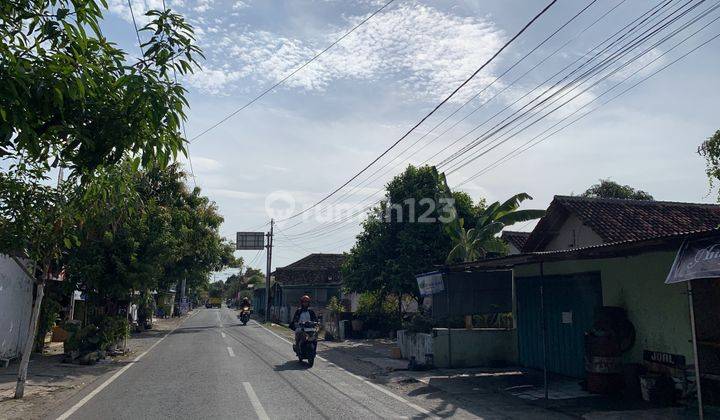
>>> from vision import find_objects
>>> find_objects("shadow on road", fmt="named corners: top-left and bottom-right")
top-left (273, 360), bottom-right (309, 372)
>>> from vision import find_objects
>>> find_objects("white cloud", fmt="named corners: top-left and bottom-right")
top-left (232, 0), bottom-right (248, 10)
top-left (194, 0), bottom-right (213, 12)
top-left (188, 156), bottom-right (224, 172)
top-left (185, 67), bottom-right (244, 94)
top-left (193, 4), bottom-right (505, 101)
top-left (106, 0), bottom-right (164, 24)
top-left (207, 188), bottom-right (261, 199)
top-left (262, 164), bottom-right (289, 172)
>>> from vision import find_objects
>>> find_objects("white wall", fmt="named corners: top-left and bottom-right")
top-left (544, 214), bottom-right (604, 251)
top-left (0, 255), bottom-right (33, 360)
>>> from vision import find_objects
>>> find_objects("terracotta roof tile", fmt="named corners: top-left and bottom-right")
top-left (501, 230), bottom-right (531, 250)
top-left (275, 253), bottom-right (345, 286)
top-left (523, 196), bottom-right (720, 252)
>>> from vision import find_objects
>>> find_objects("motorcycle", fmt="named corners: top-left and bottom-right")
top-left (293, 321), bottom-right (318, 367)
top-left (239, 306), bottom-right (251, 325)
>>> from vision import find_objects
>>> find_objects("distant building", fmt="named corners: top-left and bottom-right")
top-left (271, 253), bottom-right (345, 323)
top-left (501, 231), bottom-right (531, 255)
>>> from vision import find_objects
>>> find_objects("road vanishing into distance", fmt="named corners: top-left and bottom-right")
top-left (51, 307), bottom-right (428, 419)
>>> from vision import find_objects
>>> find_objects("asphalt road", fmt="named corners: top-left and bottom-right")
top-left (52, 307), bottom-right (429, 420)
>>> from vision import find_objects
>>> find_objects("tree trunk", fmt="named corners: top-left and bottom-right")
top-left (15, 280), bottom-right (45, 399)
top-left (397, 293), bottom-right (402, 318)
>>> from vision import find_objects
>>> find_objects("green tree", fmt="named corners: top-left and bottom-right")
top-left (1, 0), bottom-right (202, 398)
top-left (446, 193), bottom-right (545, 263)
top-left (343, 165), bottom-right (459, 304)
top-left (581, 179), bottom-right (653, 200)
top-left (244, 268), bottom-right (265, 284)
top-left (0, 0), bottom-right (202, 171)
top-left (66, 163), bottom-right (239, 305)
top-left (0, 165), bottom-right (77, 398)
top-left (699, 129), bottom-right (720, 198)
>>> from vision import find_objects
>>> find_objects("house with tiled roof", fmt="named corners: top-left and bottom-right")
top-left (270, 253), bottom-right (345, 323)
top-left (439, 195), bottom-right (720, 392)
top-left (523, 195), bottom-right (720, 252)
top-left (501, 231), bottom-right (531, 255)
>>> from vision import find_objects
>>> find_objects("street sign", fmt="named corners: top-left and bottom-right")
top-left (416, 272), bottom-right (444, 296)
top-left (666, 234), bottom-right (720, 284)
top-left (236, 232), bottom-right (265, 250)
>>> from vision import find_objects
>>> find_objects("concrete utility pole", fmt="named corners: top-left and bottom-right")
top-left (264, 219), bottom-right (274, 323)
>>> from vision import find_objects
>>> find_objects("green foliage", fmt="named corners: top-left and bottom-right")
top-left (446, 193), bottom-right (545, 263)
top-left (403, 308), bottom-right (435, 334)
top-left (63, 324), bottom-right (100, 353)
top-left (98, 316), bottom-right (129, 349)
top-left (35, 298), bottom-right (61, 351)
top-left (0, 0), bottom-right (203, 171)
top-left (208, 284), bottom-right (223, 299)
top-left (0, 164), bottom-right (77, 278)
top-left (65, 162), bottom-right (237, 301)
top-left (699, 130), bottom-right (720, 198)
top-left (581, 179), bottom-right (654, 200)
top-left (64, 316), bottom-right (129, 353)
top-left (343, 165), bottom-right (455, 301)
top-left (355, 292), bottom-right (401, 332)
top-left (326, 296), bottom-right (344, 315)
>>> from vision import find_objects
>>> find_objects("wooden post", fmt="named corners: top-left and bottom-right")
top-left (15, 280), bottom-right (45, 399)
top-left (464, 315), bottom-right (473, 329)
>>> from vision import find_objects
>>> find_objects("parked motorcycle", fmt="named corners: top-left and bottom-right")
top-left (293, 321), bottom-right (318, 367)
top-left (239, 306), bottom-right (251, 325)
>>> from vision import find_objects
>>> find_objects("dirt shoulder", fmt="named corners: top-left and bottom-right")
top-left (0, 313), bottom-right (193, 420)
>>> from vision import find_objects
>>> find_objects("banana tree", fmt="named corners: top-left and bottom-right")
top-left (446, 193), bottom-right (545, 263)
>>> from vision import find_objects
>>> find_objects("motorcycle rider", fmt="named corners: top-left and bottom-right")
top-left (240, 296), bottom-right (251, 310)
top-left (290, 295), bottom-right (317, 350)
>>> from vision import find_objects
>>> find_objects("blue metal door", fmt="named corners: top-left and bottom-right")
top-left (517, 272), bottom-right (602, 378)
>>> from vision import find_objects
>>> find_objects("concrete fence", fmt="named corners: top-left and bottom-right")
top-left (0, 255), bottom-right (34, 361)
top-left (397, 328), bottom-right (518, 368)
top-left (397, 330), bottom-right (434, 365)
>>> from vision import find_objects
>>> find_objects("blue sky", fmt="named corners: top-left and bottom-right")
top-left (101, 0), bottom-right (720, 274)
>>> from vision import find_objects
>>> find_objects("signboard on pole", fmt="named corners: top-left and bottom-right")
top-left (236, 232), bottom-right (265, 250)
top-left (666, 234), bottom-right (720, 284)
top-left (416, 272), bottom-right (444, 296)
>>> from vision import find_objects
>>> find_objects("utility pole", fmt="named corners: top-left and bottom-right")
top-left (264, 219), bottom-right (274, 323)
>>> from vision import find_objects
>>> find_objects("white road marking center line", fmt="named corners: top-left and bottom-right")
top-left (227, 346), bottom-right (235, 357)
top-left (251, 321), bottom-right (437, 418)
top-left (243, 382), bottom-right (270, 420)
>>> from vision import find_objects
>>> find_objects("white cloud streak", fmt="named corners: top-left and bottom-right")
top-left (187, 4), bottom-right (505, 102)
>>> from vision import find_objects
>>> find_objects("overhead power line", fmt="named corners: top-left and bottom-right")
top-left (457, 16), bottom-right (720, 187)
top-left (190, 0), bottom-right (398, 143)
top-left (299, 0), bottom-right (603, 222)
top-left (282, 0), bottom-right (717, 246)
top-left (441, 0), bottom-right (710, 175)
top-left (437, 0), bottom-right (686, 171)
top-left (277, 0), bottom-right (559, 222)
top-left (281, 0), bottom-right (672, 238)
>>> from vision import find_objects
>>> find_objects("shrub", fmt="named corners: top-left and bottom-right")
top-left (35, 298), bottom-right (61, 352)
top-left (356, 292), bottom-right (401, 333)
top-left (403, 308), bottom-right (435, 334)
top-left (98, 316), bottom-right (130, 349)
top-left (64, 324), bottom-right (101, 353)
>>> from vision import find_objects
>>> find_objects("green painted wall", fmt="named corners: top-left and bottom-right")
top-left (514, 251), bottom-right (693, 364)
top-left (432, 328), bottom-right (518, 368)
